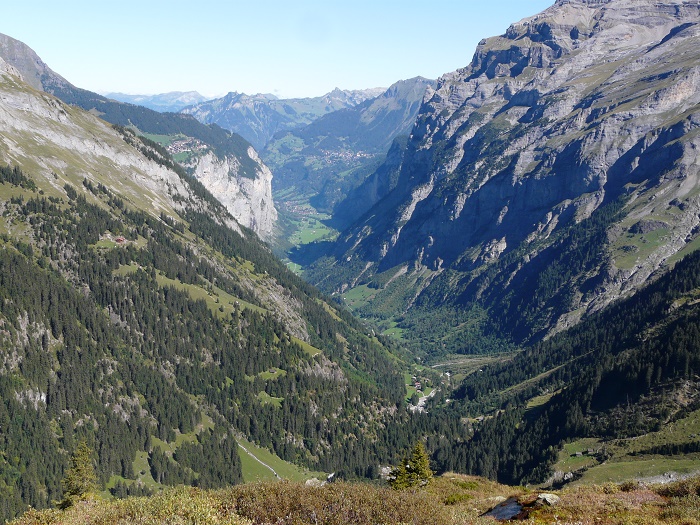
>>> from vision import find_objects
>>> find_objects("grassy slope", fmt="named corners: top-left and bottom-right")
top-left (552, 408), bottom-right (700, 485)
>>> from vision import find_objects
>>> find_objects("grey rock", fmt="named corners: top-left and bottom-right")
top-left (316, 0), bottom-right (700, 341)
top-left (536, 493), bottom-right (561, 506)
top-left (186, 149), bottom-right (277, 240)
top-left (630, 220), bottom-right (668, 235)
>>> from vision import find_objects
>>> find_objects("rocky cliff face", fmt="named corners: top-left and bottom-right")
top-left (313, 0), bottom-right (700, 342)
top-left (0, 33), bottom-right (277, 241)
top-left (186, 148), bottom-right (277, 239)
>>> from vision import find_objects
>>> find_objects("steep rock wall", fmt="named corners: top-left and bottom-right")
top-left (318, 0), bottom-right (700, 340)
top-left (187, 148), bottom-right (277, 240)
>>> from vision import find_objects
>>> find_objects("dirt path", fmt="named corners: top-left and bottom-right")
top-left (237, 442), bottom-right (281, 479)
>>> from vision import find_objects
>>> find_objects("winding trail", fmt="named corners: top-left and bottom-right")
top-left (237, 442), bottom-right (281, 480)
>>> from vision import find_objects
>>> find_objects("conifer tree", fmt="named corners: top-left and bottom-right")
top-left (389, 442), bottom-right (433, 489)
top-left (57, 440), bottom-right (98, 509)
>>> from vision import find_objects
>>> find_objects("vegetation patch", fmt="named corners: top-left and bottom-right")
top-left (291, 337), bottom-right (322, 357)
top-left (235, 436), bottom-right (324, 483)
top-left (257, 391), bottom-right (284, 407)
top-left (13, 474), bottom-right (700, 525)
top-left (155, 272), bottom-right (264, 316)
top-left (576, 457), bottom-right (700, 485)
top-left (257, 368), bottom-right (287, 381)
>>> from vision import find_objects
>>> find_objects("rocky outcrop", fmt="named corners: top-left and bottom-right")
top-left (186, 148), bottom-right (277, 239)
top-left (315, 0), bottom-right (700, 341)
top-left (0, 56), bottom-right (22, 82)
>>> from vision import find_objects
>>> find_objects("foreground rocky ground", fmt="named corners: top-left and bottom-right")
top-left (10, 474), bottom-right (700, 525)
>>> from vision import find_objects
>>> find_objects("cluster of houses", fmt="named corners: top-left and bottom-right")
top-left (167, 137), bottom-right (207, 155)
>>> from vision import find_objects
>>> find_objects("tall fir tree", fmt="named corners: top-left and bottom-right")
top-left (57, 441), bottom-right (98, 509)
top-left (389, 442), bottom-right (433, 489)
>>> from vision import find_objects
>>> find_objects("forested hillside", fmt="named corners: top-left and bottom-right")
top-left (429, 249), bottom-right (700, 485)
top-left (0, 92), bottom-right (409, 519)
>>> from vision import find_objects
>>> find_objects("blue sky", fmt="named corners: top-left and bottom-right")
top-left (5, 1), bottom-right (553, 99)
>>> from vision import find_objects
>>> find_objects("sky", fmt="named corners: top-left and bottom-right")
top-left (5, 1), bottom-right (554, 99)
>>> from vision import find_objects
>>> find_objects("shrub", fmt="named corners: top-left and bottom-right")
top-left (217, 480), bottom-right (450, 525)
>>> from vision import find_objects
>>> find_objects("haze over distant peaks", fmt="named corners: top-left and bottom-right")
top-left (182, 87), bottom-right (387, 150)
top-left (104, 91), bottom-right (211, 113)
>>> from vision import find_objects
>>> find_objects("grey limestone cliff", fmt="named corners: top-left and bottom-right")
top-left (316, 0), bottom-right (700, 340)
top-left (185, 148), bottom-right (277, 239)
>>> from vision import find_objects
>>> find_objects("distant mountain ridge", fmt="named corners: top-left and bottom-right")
top-left (105, 91), bottom-right (210, 112)
top-left (263, 77), bottom-right (435, 219)
top-left (182, 87), bottom-right (386, 150)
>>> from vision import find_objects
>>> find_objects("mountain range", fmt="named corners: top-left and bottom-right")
top-left (182, 87), bottom-right (386, 151)
top-left (263, 77), bottom-right (435, 224)
top-left (307, 0), bottom-right (700, 351)
top-left (3, 0), bottom-right (700, 521)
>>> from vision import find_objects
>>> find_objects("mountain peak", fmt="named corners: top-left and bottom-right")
top-left (0, 33), bottom-right (70, 92)
top-left (314, 0), bottom-right (700, 347)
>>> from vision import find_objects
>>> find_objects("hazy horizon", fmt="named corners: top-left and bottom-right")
top-left (5, 1), bottom-right (553, 99)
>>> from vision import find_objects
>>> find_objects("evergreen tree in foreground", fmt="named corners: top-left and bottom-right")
top-left (57, 441), bottom-right (98, 509)
top-left (389, 442), bottom-right (434, 489)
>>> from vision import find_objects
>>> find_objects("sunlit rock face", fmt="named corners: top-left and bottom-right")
top-left (319, 0), bottom-right (700, 338)
top-left (186, 148), bottom-right (277, 240)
